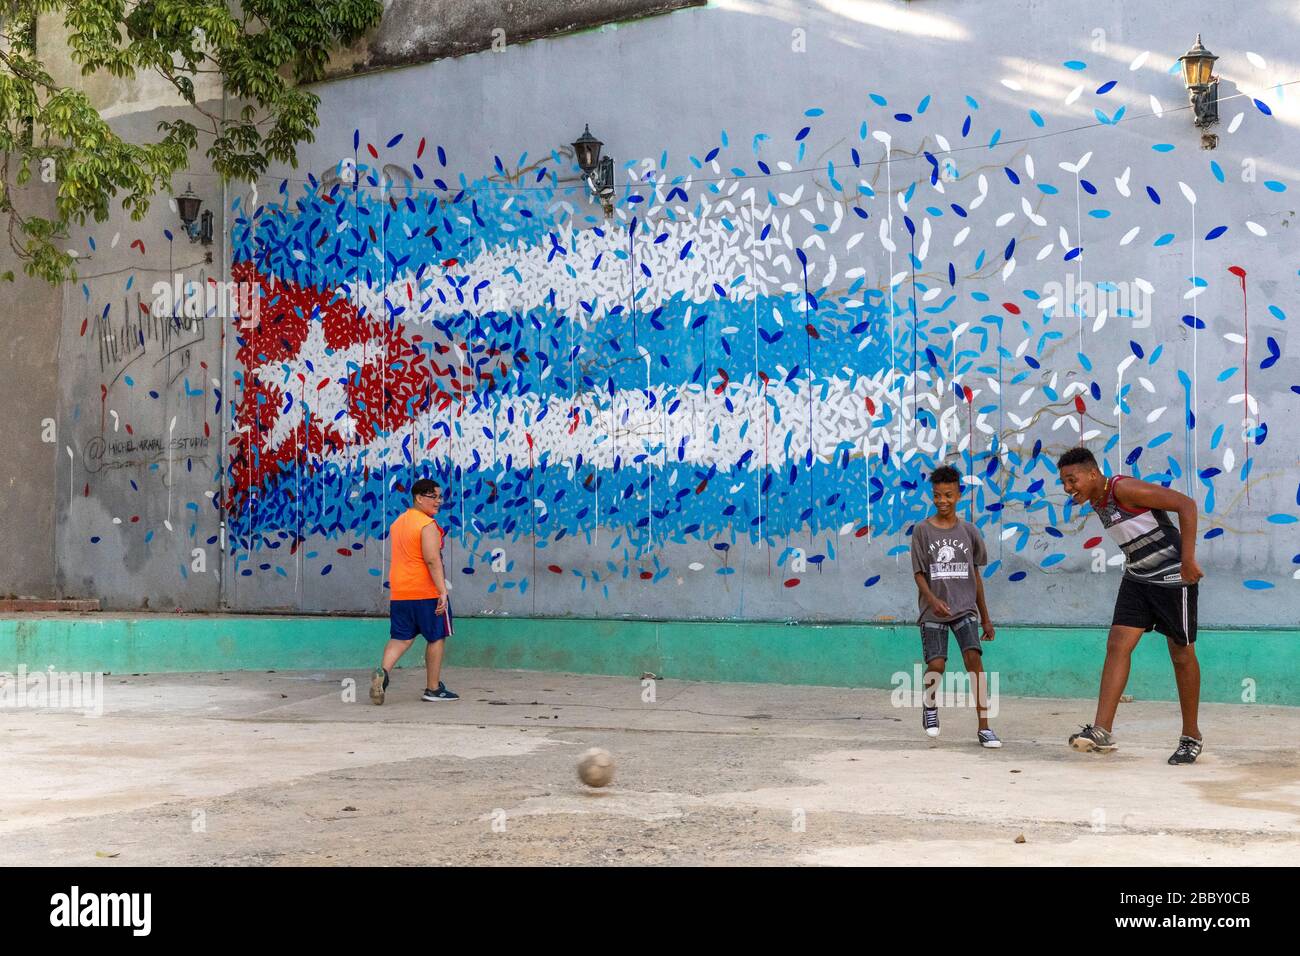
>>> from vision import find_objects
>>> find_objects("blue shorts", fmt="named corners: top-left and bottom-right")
top-left (390, 598), bottom-right (453, 643)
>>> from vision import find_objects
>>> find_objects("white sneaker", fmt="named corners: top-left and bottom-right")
top-left (923, 707), bottom-right (940, 738)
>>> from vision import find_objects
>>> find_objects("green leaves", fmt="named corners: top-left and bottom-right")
top-left (1, 0), bottom-right (383, 283)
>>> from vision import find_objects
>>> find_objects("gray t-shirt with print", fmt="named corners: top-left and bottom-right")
top-left (910, 518), bottom-right (988, 624)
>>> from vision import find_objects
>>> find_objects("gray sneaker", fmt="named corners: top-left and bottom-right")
top-left (1069, 724), bottom-right (1117, 753)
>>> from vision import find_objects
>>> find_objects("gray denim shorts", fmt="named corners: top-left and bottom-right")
top-left (920, 614), bottom-right (981, 663)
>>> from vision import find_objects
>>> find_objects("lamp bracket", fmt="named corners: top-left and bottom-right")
top-left (1190, 78), bottom-right (1219, 129)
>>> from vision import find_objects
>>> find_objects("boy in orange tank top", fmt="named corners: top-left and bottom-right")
top-left (369, 479), bottom-right (458, 704)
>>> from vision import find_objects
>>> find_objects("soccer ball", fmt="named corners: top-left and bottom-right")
top-left (577, 748), bottom-right (615, 788)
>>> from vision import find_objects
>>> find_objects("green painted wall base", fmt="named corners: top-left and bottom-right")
top-left (1, 615), bottom-right (1295, 705)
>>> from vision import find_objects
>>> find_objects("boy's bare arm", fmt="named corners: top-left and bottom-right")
top-left (1113, 479), bottom-right (1204, 582)
top-left (421, 523), bottom-right (450, 607)
top-left (975, 574), bottom-right (995, 640)
top-left (914, 571), bottom-right (951, 618)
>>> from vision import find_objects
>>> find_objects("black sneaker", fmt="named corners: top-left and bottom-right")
top-left (1069, 724), bottom-right (1117, 753)
top-left (369, 666), bottom-right (389, 705)
top-left (1168, 735), bottom-right (1203, 765)
top-left (923, 707), bottom-right (940, 738)
top-left (422, 682), bottom-right (459, 702)
top-left (978, 728), bottom-right (1002, 749)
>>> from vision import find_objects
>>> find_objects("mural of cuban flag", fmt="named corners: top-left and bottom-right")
top-left (225, 133), bottom-right (960, 605)
top-left (224, 70), bottom-right (1291, 613)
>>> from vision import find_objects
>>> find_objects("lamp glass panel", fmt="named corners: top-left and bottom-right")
top-left (573, 130), bottom-right (602, 173)
top-left (1183, 54), bottom-right (1213, 88)
top-left (177, 196), bottom-right (201, 223)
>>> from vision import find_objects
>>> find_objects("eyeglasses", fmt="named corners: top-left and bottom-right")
top-left (417, 493), bottom-right (441, 501)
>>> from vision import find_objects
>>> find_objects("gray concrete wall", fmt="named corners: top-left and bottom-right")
top-left (39, 0), bottom-right (1300, 626)
top-left (42, 105), bottom-right (224, 610)
top-left (36, 14), bottom-right (224, 117)
top-left (0, 177), bottom-right (60, 597)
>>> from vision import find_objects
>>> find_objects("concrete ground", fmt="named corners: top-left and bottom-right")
top-left (1, 667), bottom-right (1297, 866)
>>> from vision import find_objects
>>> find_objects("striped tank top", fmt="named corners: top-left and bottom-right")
top-left (1094, 476), bottom-right (1185, 587)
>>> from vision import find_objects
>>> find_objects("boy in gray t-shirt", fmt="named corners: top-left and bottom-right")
top-left (909, 465), bottom-right (1000, 748)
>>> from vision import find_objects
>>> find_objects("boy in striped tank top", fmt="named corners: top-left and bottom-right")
top-left (369, 479), bottom-right (459, 704)
top-left (1057, 447), bottom-right (1205, 764)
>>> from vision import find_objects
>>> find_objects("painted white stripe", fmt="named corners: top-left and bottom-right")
top-left (279, 371), bottom-right (993, 475)
top-left (339, 198), bottom-right (870, 330)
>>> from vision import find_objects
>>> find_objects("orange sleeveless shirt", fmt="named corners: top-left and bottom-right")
top-left (388, 508), bottom-right (444, 600)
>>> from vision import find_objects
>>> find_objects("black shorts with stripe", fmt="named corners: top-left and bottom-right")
top-left (1112, 576), bottom-right (1198, 645)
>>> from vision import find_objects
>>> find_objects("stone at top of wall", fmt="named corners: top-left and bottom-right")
top-left (34, 1), bottom-right (705, 117)
top-left (324, 0), bottom-right (706, 79)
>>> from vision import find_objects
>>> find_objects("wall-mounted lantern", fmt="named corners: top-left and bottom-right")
top-left (572, 125), bottom-right (615, 216)
top-left (176, 182), bottom-right (214, 246)
top-left (1178, 35), bottom-right (1219, 146)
